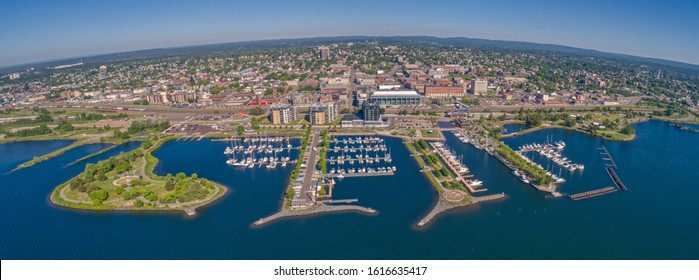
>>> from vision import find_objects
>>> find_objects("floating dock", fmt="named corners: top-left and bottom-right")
top-left (430, 142), bottom-right (488, 193)
top-left (569, 186), bottom-right (617, 201)
top-left (599, 146), bottom-right (618, 169)
top-left (605, 166), bottom-right (628, 190)
top-left (324, 171), bottom-right (394, 178)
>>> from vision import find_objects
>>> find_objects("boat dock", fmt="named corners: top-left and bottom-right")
top-left (605, 166), bottom-right (628, 190)
top-left (324, 171), bottom-right (394, 178)
top-left (569, 186), bottom-right (617, 201)
top-left (599, 146), bottom-right (618, 169)
top-left (430, 142), bottom-right (488, 193)
top-left (322, 199), bottom-right (359, 204)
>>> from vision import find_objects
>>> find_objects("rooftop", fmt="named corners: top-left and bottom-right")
top-left (370, 90), bottom-right (420, 97)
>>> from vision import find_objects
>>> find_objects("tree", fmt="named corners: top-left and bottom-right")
top-left (249, 107), bottom-right (265, 116)
top-left (620, 125), bottom-right (635, 135)
top-left (236, 125), bottom-right (244, 136)
top-left (165, 179), bottom-right (175, 191)
top-left (89, 189), bottom-right (109, 205)
top-left (210, 86), bottom-right (223, 95)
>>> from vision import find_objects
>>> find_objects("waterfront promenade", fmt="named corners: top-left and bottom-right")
top-left (291, 129), bottom-right (321, 208)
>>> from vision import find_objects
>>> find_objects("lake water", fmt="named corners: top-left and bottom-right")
top-left (1, 120), bottom-right (697, 259)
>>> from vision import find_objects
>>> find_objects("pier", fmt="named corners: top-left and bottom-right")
top-left (605, 166), bottom-right (628, 190)
top-left (322, 199), bottom-right (359, 204)
top-left (324, 171), bottom-right (394, 178)
top-left (599, 146), bottom-right (618, 169)
top-left (569, 186), bottom-right (617, 201)
top-left (430, 142), bottom-right (487, 193)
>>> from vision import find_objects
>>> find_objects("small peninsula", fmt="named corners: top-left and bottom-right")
top-left (50, 137), bottom-right (227, 215)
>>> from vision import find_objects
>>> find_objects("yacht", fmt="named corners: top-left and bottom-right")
top-left (467, 179), bottom-right (483, 187)
top-left (519, 174), bottom-right (530, 184)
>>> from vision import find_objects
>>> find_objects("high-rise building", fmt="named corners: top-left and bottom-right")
top-left (269, 103), bottom-right (296, 124)
top-left (471, 79), bottom-right (488, 95)
top-left (309, 102), bottom-right (337, 124)
top-left (319, 47), bottom-right (330, 60)
top-left (362, 100), bottom-right (381, 122)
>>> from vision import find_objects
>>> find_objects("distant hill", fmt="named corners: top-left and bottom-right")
top-left (2, 35), bottom-right (698, 74)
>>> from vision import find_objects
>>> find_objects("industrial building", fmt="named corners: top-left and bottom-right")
top-left (368, 90), bottom-right (422, 106)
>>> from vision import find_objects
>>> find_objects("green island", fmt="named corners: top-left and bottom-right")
top-left (50, 138), bottom-right (227, 215)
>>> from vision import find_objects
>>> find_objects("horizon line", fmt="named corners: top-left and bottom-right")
top-left (2, 34), bottom-right (698, 70)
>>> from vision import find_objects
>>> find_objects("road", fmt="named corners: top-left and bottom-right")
top-left (291, 128), bottom-right (321, 208)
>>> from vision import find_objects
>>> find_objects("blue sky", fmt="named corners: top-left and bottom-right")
top-left (1, 0), bottom-right (698, 67)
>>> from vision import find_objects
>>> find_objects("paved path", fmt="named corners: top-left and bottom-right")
top-left (292, 128), bottom-right (321, 208)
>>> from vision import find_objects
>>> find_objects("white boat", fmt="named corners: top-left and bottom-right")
top-left (337, 174), bottom-right (344, 179)
top-left (519, 174), bottom-right (530, 184)
top-left (392, 166), bottom-right (397, 172)
top-left (467, 180), bottom-right (483, 187)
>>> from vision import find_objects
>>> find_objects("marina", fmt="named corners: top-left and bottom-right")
top-left (222, 136), bottom-right (300, 169)
top-left (324, 136), bottom-right (397, 179)
top-left (518, 141), bottom-right (585, 173)
top-left (431, 141), bottom-right (486, 193)
top-left (1, 121), bottom-right (699, 259)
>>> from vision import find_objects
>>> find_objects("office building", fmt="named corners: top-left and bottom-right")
top-left (362, 100), bottom-right (381, 122)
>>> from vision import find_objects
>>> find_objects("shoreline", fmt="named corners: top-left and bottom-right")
top-left (50, 177), bottom-right (229, 216)
top-left (49, 136), bottom-right (228, 216)
top-left (416, 193), bottom-right (505, 228)
top-left (499, 122), bottom-right (638, 141)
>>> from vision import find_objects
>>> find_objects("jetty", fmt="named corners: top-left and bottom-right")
top-left (569, 186), bottom-right (617, 201)
top-left (417, 193), bottom-right (505, 227)
top-left (605, 166), bottom-right (628, 190)
top-left (253, 204), bottom-right (376, 226)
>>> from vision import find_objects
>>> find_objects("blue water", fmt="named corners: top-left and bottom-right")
top-left (500, 123), bottom-right (528, 134)
top-left (0, 120), bottom-right (698, 259)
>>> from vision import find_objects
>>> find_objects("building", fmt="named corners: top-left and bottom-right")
top-left (9, 73), bottom-right (20, 80)
top-left (368, 90), bottom-right (421, 106)
top-left (269, 103), bottom-right (296, 124)
top-left (362, 100), bottom-right (381, 122)
top-left (424, 85), bottom-right (465, 98)
top-left (309, 102), bottom-right (337, 124)
top-left (319, 47), bottom-right (330, 60)
top-left (145, 93), bottom-right (165, 104)
top-left (471, 79), bottom-right (488, 95)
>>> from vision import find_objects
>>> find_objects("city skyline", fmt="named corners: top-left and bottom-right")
top-left (1, 0), bottom-right (698, 67)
